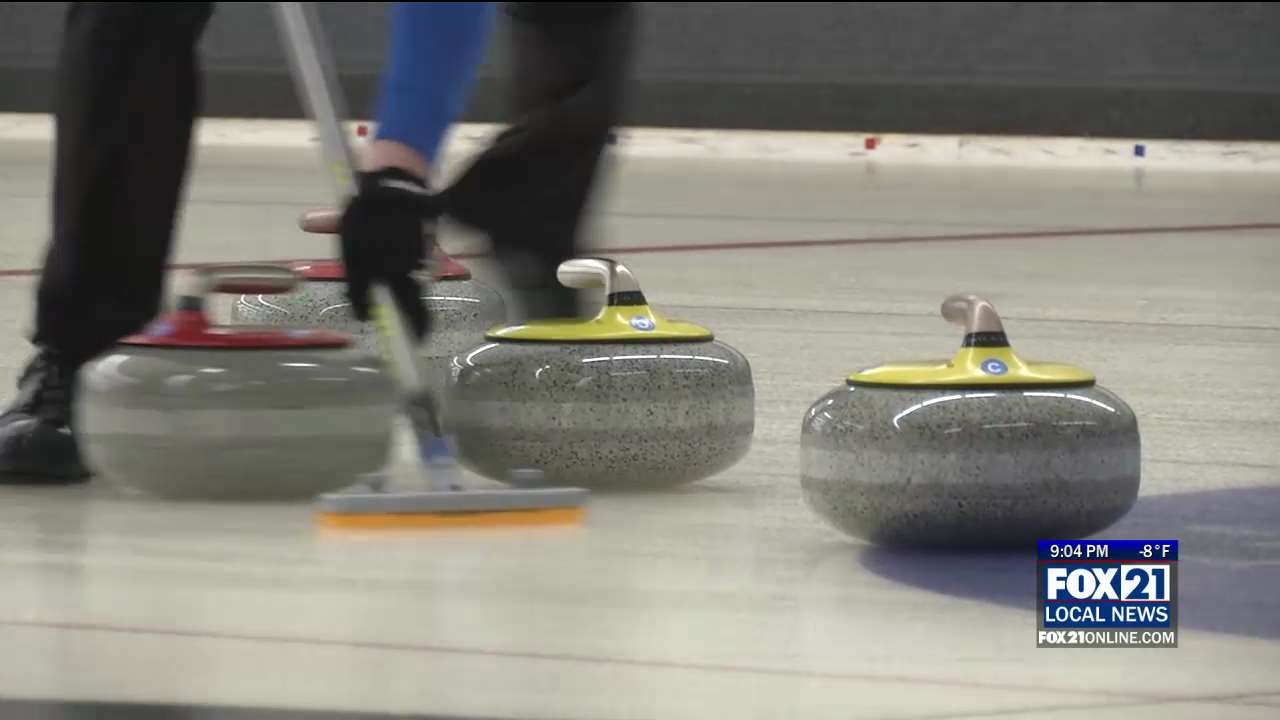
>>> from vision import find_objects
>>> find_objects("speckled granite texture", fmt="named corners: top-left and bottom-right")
top-left (80, 345), bottom-right (397, 500)
top-left (801, 383), bottom-right (1140, 548)
top-left (231, 277), bottom-right (506, 426)
top-left (450, 340), bottom-right (755, 489)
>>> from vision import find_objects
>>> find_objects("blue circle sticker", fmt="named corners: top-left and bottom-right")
top-left (630, 316), bottom-right (656, 331)
top-left (981, 358), bottom-right (1009, 376)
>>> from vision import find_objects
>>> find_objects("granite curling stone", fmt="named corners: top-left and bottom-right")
top-left (228, 209), bottom-right (507, 408)
top-left (449, 258), bottom-right (755, 489)
top-left (79, 264), bottom-right (397, 500)
top-left (800, 294), bottom-right (1140, 549)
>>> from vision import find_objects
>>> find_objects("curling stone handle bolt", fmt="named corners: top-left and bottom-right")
top-left (941, 294), bottom-right (1006, 336)
top-left (556, 258), bottom-right (642, 297)
top-left (194, 264), bottom-right (302, 297)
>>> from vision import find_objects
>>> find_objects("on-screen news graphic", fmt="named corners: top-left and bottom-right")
top-left (1037, 540), bottom-right (1178, 648)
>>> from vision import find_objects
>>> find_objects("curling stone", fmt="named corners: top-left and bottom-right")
top-left (79, 265), bottom-right (397, 500)
top-left (450, 258), bottom-right (754, 489)
top-left (228, 209), bottom-right (507, 413)
top-left (800, 294), bottom-right (1140, 549)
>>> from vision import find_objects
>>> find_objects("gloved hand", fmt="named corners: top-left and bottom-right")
top-left (339, 167), bottom-right (441, 340)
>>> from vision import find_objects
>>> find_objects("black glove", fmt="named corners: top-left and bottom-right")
top-left (339, 168), bottom-right (441, 340)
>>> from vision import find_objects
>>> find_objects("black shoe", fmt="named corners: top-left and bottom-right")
top-left (0, 348), bottom-right (92, 484)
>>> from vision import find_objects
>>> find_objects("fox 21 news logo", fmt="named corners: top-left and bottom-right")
top-left (1037, 540), bottom-right (1178, 648)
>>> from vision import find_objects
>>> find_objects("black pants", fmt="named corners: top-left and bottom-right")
top-left (442, 3), bottom-right (636, 319)
top-left (35, 3), bottom-right (213, 369)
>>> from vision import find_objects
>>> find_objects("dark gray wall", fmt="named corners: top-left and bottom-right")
top-left (3, 3), bottom-right (1279, 139)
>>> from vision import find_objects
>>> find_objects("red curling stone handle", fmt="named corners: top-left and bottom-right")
top-left (197, 264), bottom-right (301, 296)
top-left (297, 207), bottom-right (472, 281)
top-left (299, 208), bottom-right (341, 234)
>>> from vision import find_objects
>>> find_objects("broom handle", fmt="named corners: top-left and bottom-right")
top-left (271, 1), bottom-right (425, 395)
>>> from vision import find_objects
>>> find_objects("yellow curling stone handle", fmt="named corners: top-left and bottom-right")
top-left (486, 258), bottom-right (713, 343)
top-left (848, 293), bottom-right (1095, 387)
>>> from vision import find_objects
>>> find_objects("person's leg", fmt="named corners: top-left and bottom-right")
top-left (37, 2), bottom-right (212, 366)
top-left (0, 2), bottom-right (212, 483)
top-left (441, 3), bottom-right (636, 320)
